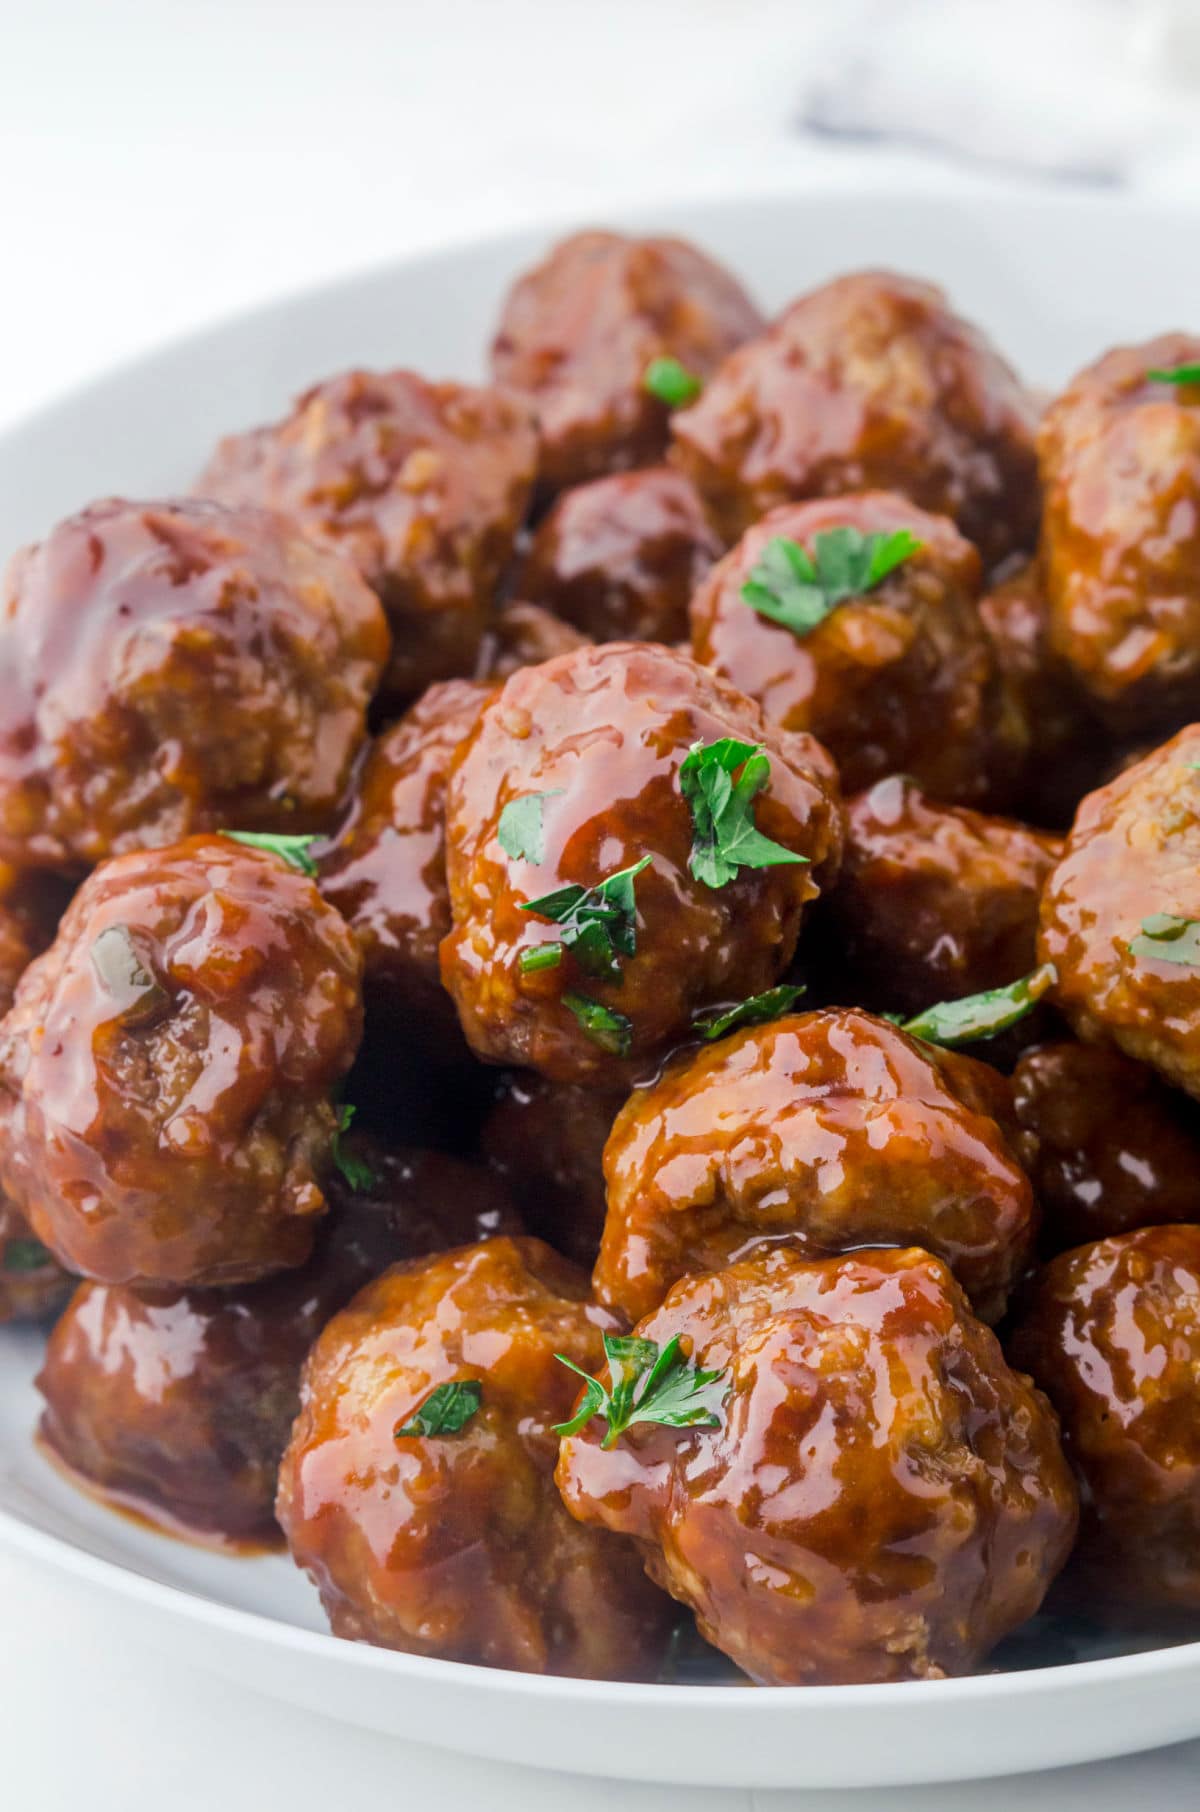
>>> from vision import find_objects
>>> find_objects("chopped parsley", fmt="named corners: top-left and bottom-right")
top-left (394, 1380), bottom-right (482, 1440)
top-left (331, 1103), bottom-right (376, 1192)
top-left (497, 790), bottom-right (563, 865)
top-left (692, 982), bottom-right (806, 1041)
top-left (519, 856), bottom-right (651, 982)
top-left (220, 831), bottom-right (319, 877)
top-left (679, 739), bottom-right (807, 890)
top-left (1129, 914), bottom-right (1200, 967)
top-left (643, 355), bottom-right (702, 408)
top-left (2, 1237), bottom-right (53, 1274)
top-left (895, 964), bottom-right (1057, 1049)
top-left (741, 526), bottom-right (922, 638)
top-left (555, 1333), bottom-right (727, 1450)
top-left (1147, 363), bottom-right (1200, 387)
top-left (562, 992), bottom-right (633, 1057)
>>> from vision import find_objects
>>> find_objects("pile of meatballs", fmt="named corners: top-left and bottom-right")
top-left (4, 228), bottom-right (1200, 1691)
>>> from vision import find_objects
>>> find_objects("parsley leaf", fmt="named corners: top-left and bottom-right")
top-left (2, 1237), bottom-right (53, 1274)
top-left (555, 1332), bottom-right (727, 1450)
top-left (520, 856), bottom-right (651, 981)
top-left (643, 356), bottom-right (702, 408)
top-left (497, 790), bottom-right (563, 864)
top-left (679, 739), bottom-right (807, 890)
top-left (394, 1380), bottom-right (482, 1440)
top-left (896, 963), bottom-right (1057, 1049)
top-left (1148, 364), bottom-right (1200, 387)
top-left (692, 982), bottom-right (806, 1041)
top-left (331, 1103), bottom-right (376, 1192)
top-left (562, 992), bottom-right (633, 1056)
top-left (1129, 914), bottom-right (1200, 967)
top-left (741, 527), bottom-right (922, 638)
top-left (220, 831), bottom-right (319, 877)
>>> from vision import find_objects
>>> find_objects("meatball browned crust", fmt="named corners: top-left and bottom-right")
top-left (1010, 1226), bottom-right (1200, 1611)
top-left (0, 499), bottom-right (389, 872)
top-left (689, 493), bottom-right (1000, 802)
top-left (196, 370), bottom-right (537, 700)
top-left (1038, 725), bottom-right (1200, 1100)
top-left (558, 1245), bottom-right (1078, 1685)
top-left (1038, 336), bottom-right (1200, 732)
top-left (517, 468), bottom-right (722, 646)
top-left (475, 600), bottom-right (591, 680)
top-left (276, 1236), bottom-right (671, 1674)
top-left (0, 836), bottom-right (363, 1286)
top-left (671, 270), bottom-right (1040, 566)
top-left (596, 1009), bottom-right (1036, 1326)
top-left (440, 642), bottom-right (843, 1084)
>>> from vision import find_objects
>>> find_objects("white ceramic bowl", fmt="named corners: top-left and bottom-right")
top-left (2, 187), bottom-right (1200, 1791)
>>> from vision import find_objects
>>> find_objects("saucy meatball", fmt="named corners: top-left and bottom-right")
top-left (596, 1008), bottom-right (1035, 1326)
top-left (1012, 1043), bottom-right (1200, 1251)
top-left (558, 1244), bottom-right (1078, 1685)
top-left (318, 678), bottom-right (494, 1046)
top-left (440, 642), bottom-right (843, 1084)
top-left (196, 370), bottom-right (537, 700)
top-left (276, 1236), bottom-right (670, 1674)
top-left (671, 270), bottom-right (1040, 566)
top-left (690, 492), bottom-right (1000, 802)
top-left (1010, 1226), bottom-right (1200, 1611)
top-left (481, 1072), bottom-right (625, 1266)
top-left (0, 498), bottom-right (388, 872)
top-left (828, 775), bottom-right (1061, 1017)
top-left (0, 1202), bottom-right (70, 1323)
top-left (517, 468), bottom-right (722, 645)
top-left (35, 1146), bottom-right (520, 1545)
top-left (1039, 337), bottom-right (1200, 732)
top-left (475, 599), bottom-right (590, 680)
top-left (0, 836), bottom-right (362, 1286)
top-left (1039, 725), bottom-right (1200, 1100)
top-left (490, 230), bottom-right (763, 492)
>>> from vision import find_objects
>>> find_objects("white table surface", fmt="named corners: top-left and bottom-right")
top-left (3, 2), bottom-right (1200, 1805)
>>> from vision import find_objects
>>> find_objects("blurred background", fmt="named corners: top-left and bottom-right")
top-left (4, 0), bottom-right (1200, 426)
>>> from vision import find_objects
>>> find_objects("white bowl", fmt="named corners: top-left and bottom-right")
top-left (2, 186), bottom-right (1200, 1791)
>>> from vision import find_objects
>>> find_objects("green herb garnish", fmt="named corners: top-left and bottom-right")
top-left (562, 992), bottom-right (634, 1056)
top-left (896, 963), bottom-right (1057, 1049)
top-left (394, 1380), bottom-right (482, 1440)
top-left (741, 527), bottom-right (922, 638)
top-left (1129, 914), bottom-right (1200, 966)
top-left (692, 983), bottom-right (806, 1041)
top-left (1148, 363), bottom-right (1200, 387)
top-left (679, 739), bottom-right (807, 891)
top-left (2, 1237), bottom-right (53, 1274)
top-left (520, 856), bottom-right (651, 981)
top-left (331, 1103), bottom-right (376, 1192)
top-left (555, 1333), bottom-right (727, 1449)
top-left (497, 790), bottom-right (564, 865)
top-left (643, 356), bottom-right (702, 408)
top-left (220, 831), bottom-right (319, 877)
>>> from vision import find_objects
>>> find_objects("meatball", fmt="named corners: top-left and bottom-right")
top-left (671, 270), bottom-right (1040, 566)
top-left (517, 468), bottom-right (722, 645)
top-left (0, 835), bottom-right (363, 1286)
top-left (1012, 1043), bottom-right (1200, 1251)
top-left (276, 1236), bottom-right (671, 1675)
top-left (318, 678), bottom-right (494, 1046)
top-left (440, 642), bottom-right (843, 1084)
top-left (596, 1008), bottom-right (1035, 1326)
top-left (481, 1072), bottom-right (625, 1266)
top-left (689, 493), bottom-right (1000, 802)
top-left (0, 1201), bottom-right (71, 1323)
top-left (1039, 336), bottom-right (1200, 733)
top-left (0, 498), bottom-right (388, 872)
top-left (474, 599), bottom-right (591, 680)
top-left (828, 775), bottom-right (1061, 1017)
top-left (490, 230), bottom-right (763, 492)
top-left (35, 1145), bottom-right (520, 1545)
top-left (1010, 1226), bottom-right (1200, 1611)
top-left (1039, 725), bottom-right (1200, 1100)
top-left (196, 370), bottom-right (537, 700)
top-left (557, 1244), bottom-right (1078, 1685)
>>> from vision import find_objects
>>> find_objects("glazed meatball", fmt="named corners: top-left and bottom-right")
top-left (1039, 336), bottom-right (1200, 732)
top-left (481, 1072), bottom-right (625, 1266)
top-left (828, 775), bottom-right (1061, 1017)
top-left (196, 370), bottom-right (537, 700)
top-left (0, 836), bottom-right (363, 1286)
top-left (558, 1244), bottom-right (1078, 1685)
top-left (276, 1236), bottom-right (671, 1675)
top-left (475, 599), bottom-right (591, 680)
top-left (596, 1008), bottom-right (1035, 1326)
top-left (671, 270), bottom-right (1040, 566)
top-left (35, 1146), bottom-right (520, 1545)
top-left (440, 642), bottom-right (843, 1084)
top-left (0, 900), bottom-right (34, 1016)
top-left (1010, 1226), bottom-right (1200, 1611)
top-left (1039, 725), bottom-right (1200, 1100)
top-left (0, 1202), bottom-right (70, 1323)
top-left (1012, 1043), bottom-right (1200, 1251)
top-left (0, 498), bottom-right (388, 872)
top-left (690, 493), bottom-right (1000, 802)
top-left (490, 230), bottom-right (763, 493)
top-left (318, 678), bottom-right (495, 1046)
top-left (517, 468), bottom-right (722, 645)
